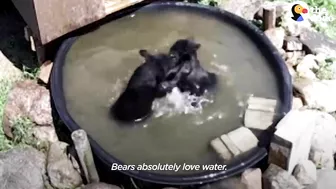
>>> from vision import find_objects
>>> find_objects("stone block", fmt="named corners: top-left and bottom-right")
top-left (284, 36), bottom-right (303, 51)
top-left (241, 168), bottom-right (262, 189)
top-left (210, 137), bottom-right (233, 161)
top-left (268, 109), bottom-right (317, 173)
top-left (227, 127), bottom-right (259, 153)
top-left (220, 134), bottom-right (241, 156)
top-left (263, 164), bottom-right (301, 189)
top-left (244, 97), bottom-right (277, 130)
top-left (38, 60), bottom-right (53, 84)
top-left (293, 160), bottom-right (317, 186)
top-left (292, 97), bottom-right (303, 110)
top-left (244, 109), bottom-right (275, 130)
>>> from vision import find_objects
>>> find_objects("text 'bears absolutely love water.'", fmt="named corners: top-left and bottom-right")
top-left (111, 163), bottom-right (227, 172)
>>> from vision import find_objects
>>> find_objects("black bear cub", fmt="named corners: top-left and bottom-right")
top-left (110, 49), bottom-right (179, 123)
top-left (161, 38), bottom-right (218, 96)
top-left (111, 38), bottom-right (218, 124)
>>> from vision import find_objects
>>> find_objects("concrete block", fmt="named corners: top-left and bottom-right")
top-left (247, 97), bottom-right (277, 112)
top-left (210, 137), bottom-right (233, 161)
top-left (241, 168), bottom-right (262, 189)
top-left (220, 134), bottom-right (241, 156)
top-left (263, 164), bottom-right (301, 189)
top-left (284, 36), bottom-right (303, 51)
top-left (244, 97), bottom-right (277, 130)
top-left (227, 127), bottom-right (259, 153)
top-left (269, 109), bottom-right (317, 173)
top-left (244, 109), bottom-right (275, 130)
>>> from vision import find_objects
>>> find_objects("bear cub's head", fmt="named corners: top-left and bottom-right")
top-left (169, 37), bottom-right (201, 63)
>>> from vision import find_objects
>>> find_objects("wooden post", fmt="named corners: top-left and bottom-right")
top-left (263, 6), bottom-right (276, 30)
top-left (71, 129), bottom-right (100, 183)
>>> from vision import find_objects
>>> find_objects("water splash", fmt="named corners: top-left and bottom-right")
top-left (152, 87), bottom-right (214, 118)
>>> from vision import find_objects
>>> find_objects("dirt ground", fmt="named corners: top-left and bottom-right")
top-left (0, 0), bottom-right (38, 70)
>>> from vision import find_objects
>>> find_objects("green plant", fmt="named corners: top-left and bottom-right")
top-left (10, 117), bottom-right (48, 152)
top-left (315, 58), bottom-right (336, 80)
top-left (23, 65), bottom-right (40, 80)
top-left (307, 0), bottom-right (336, 39)
top-left (0, 79), bottom-right (16, 151)
top-left (185, 0), bottom-right (220, 6)
top-left (0, 116), bottom-right (48, 152)
top-left (277, 0), bottom-right (336, 39)
top-left (251, 19), bottom-right (264, 30)
top-left (0, 69), bottom-right (43, 152)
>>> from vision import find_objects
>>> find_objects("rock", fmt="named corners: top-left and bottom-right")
top-left (315, 53), bottom-right (328, 64)
top-left (285, 63), bottom-right (296, 80)
top-left (262, 164), bottom-right (301, 189)
top-left (220, 134), bottom-right (241, 156)
top-left (309, 150), bottom-right (334, 170)
top-left (0, 146), bottom-right (46, 189)
top-left (309, 112), bottom-right (336, 169)
top-left (313, 170), bottom-right (336, 189)
top-left (199, 176), bottom-right (247, 189)
top-left (246, 96), bottom-right (277, 112)
top-left (210, 137), bottom-right (233, 160)
top-left (32, 126), bottom-right (59, 143)
top-left (273, 1), bottom-right (290, 18)
top-left (218, 0), bottom-right (263, 20)
top-left (227, 127), bottom-right (259, 153)
top-left (292, 97), bottom-right (303, 110)
top-left (268, 109), bottom-right (317, 173)
top-left (281, 17), bottom-right (301, 36)
top-left (297, 69), bottom-right (317, 81)
top-left (241, 168), bottom-right (262, 189)
top-left (292, 160), bottom-right (317, 186)
top-left (279, 49), bottom-right (286, 60)
top-left (38, 60), bottom-right (53, 84)
top-left (284, 36), bottom-right (303, 51)
top-left (3, 80), bottom-right (53, 138)
top-left (294, 78), bottom-right (336, 112)
top-left (296, 55), bottom-right (319, 72)
top-left (285, 51), bottom-right (304, 66)
top-left (264, 28), bottom-right (285, 49)
top-left (299, 27), bottom-right (336, 56)
top-left (0, 51), bottom-right (22, 81)
top-left (47, 141), bottom-right (82, 189)
top-left (82, 183), bottom-right (121, 189)
top-left (281, 11), bottom-right (311, 37)
top-left (244, 97), bottom-right (277, 130)
top-left (296, 54), bottom-right (319, 80)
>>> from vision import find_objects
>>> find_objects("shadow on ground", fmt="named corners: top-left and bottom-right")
top-left (0, 0), bottom-right (38, 70)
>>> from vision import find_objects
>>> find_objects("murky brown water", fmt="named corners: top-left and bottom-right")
top-left (63, 7), bottom-right (280, 175)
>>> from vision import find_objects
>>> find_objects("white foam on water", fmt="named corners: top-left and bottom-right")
top-left (152, 87), bottom-right (214, 118)
top-left (193, 111), bottom-right (226, 126)
top-left (210, 61), bottom-right (229, 74)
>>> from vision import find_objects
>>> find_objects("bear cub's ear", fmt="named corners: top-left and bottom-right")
top-left (193, 43), bottom-right (201, 50)
top-left (187, 36), bottom-right (195, 41)
top-left (139, 49), bottom-right (150, 59)
top-left (186, 36), bottom-right (201, 50)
